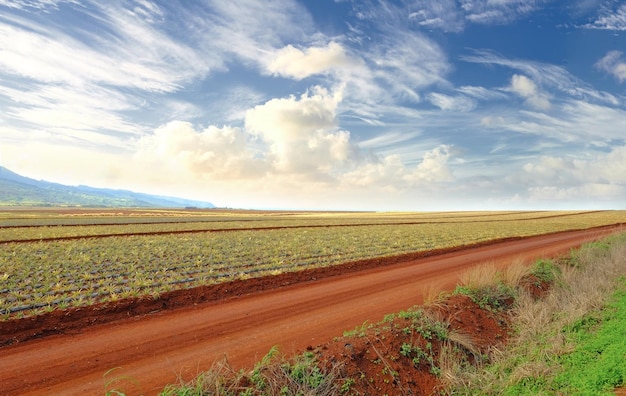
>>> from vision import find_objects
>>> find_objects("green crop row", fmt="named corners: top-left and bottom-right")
top-left (0, 210), bottom-right (609, 242)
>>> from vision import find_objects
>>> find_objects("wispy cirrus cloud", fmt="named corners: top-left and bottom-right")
top-left (581, 2), bottom-right (626, 31)
top-left (427, 92), bottom-right (476, 112)
top-left (204, 0), bottom-right (315, 65)
top-left (0, 4), bottom-right (212, 92)
top-left (0, 0), bottom-right (317, 148)
top-left (407, 0), bottom-right (547, 32)
top-left (408, 0), bottom-right (464, 32)
top-left (461, 0), bottom-right (546, 25)
top-left (460, 49), bottom-right (620, 104)
top-left (0, 0), bottom-right (77, 10)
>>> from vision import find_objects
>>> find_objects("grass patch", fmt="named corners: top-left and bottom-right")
top-left (529, 258), bottom-right (560, 284)
top-left (158, 347), bottom-right (349, 396)
top-left (552, 280), bottom-right (626, 395)
top-left (444, 232), bottom-right (626, 395)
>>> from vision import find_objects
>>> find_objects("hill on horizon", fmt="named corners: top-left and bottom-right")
top-left (0, 166), bottom-right (215, 208)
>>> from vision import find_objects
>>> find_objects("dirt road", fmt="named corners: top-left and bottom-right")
top-left (0, 226), bottom-right (620, 395)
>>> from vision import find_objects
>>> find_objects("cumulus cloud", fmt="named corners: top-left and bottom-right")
top-left (595, 51), bottom-right (626, 83)
top-left (518, 145), bottom-right (626, 202)
top-left (244, 87), bottom-right (355, 176)
top-left (341, 145), bottom-right (455, 188)
top-left (509, 74), bottom-right (551, 110)
top-left (136, 121), bottom-right (268, 179)
top-left (135, 85), bottom-right (458, 193)
top-left (406, 145), bottom-right (455, 183)
top-left (267, 42), bottom-right (356, 80)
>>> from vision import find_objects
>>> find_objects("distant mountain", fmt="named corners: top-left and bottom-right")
top-left (0, 166), bottom-right (215, 208)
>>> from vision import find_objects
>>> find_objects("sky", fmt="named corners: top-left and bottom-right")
top-left (0, 0), bottom-right (625, 211)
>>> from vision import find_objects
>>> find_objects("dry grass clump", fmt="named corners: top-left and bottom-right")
top-left (158, 347), bottom-right (349, 396)
top-left (458, 259), bottom-right (529, 291)
top-left (443, 232), bottom-right (626, 395)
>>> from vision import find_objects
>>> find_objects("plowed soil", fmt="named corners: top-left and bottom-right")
top-left (0, 225), bottom-right (621, 396)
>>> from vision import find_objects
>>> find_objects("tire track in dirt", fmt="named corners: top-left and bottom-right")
top-left (0, 225), bottom-right (622, 395)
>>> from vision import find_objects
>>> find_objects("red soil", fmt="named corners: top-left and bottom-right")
top-left (0, 225), bottom-right (621, 395)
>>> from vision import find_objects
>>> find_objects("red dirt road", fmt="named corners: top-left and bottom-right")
top-left (0, 226), bottom-right (621, 395)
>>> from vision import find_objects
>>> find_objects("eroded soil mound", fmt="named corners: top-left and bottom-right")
top-left (311, 294), bottom-right (511, 395)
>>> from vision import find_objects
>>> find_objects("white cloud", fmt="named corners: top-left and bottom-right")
top-left (457, 85), bottom-right (507, 101)
top-left (428, 92), bottom-right (476, 112)
top-left (136, 121), bottom-right (268, 179)
top-left (0, 0), bottom-right (76, 10)
top-left (407, 0), bottom-right (545, 32)
top-left (581, 3), bottom-right (626, 31)
top-left (206, 0), bottom-right (315, 64)
top-left (341, 145), bottom-right (455, 188)
top-left (480, 116), bottom-right (506, 127)
top-left (461, 0), bottom-right (544, 24)
top-left (357, 131), bottom-right (422, 150)
top-left (409, 0), bottom-right (464, 32)
top-left (340, 155), bottom-right (405, 188)
top-left (0, 8), bottom-right (211, 92)
top-left (0, 82), bottom-right (143, 136)
top-left (365, 31), bottom-right (450, 104)
top-left (461, 50), bottom-right (618, 105)
top-left (267, 42), bottom-right (357, 80)
top-left (0, 0), bottom-right (316, 141)
top-left (509, 74), bottom-right (551, 110)
top-left (595, 51), bottom-right (626, 83)
top-left (516, 145), bottom-right (626, 203)
top-left (405, 144), bottom-right (455, 183)
top-left (134, 85), bottom-right (459, 193)
top-left (345, 1), bottom-right (451, 103)
top-left (245, 87), bottom-right (354, 175)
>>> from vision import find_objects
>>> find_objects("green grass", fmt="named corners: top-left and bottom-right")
top-left (552, 280), bottom-right (626, 395)
top-left (501, 281), bottom-right (626, 396)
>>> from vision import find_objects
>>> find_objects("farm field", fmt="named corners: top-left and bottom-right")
top-left (0, 224), bottom-right (621, 395)
top-left (1, 209), bottom-right (626, 320)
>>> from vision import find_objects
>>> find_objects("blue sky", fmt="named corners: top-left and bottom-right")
top-left (1, 0), bottom-right (625, 210)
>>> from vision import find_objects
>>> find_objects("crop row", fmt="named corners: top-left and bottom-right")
top-left (2, 212), bottom-right (626, 319)
top-left (0, 210), bottom-right (606, 242)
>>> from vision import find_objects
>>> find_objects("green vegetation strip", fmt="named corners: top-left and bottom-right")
top-left (448, 232), bottom-right (626, 395)
top-left (554, 283), bottom-right (626, 395)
